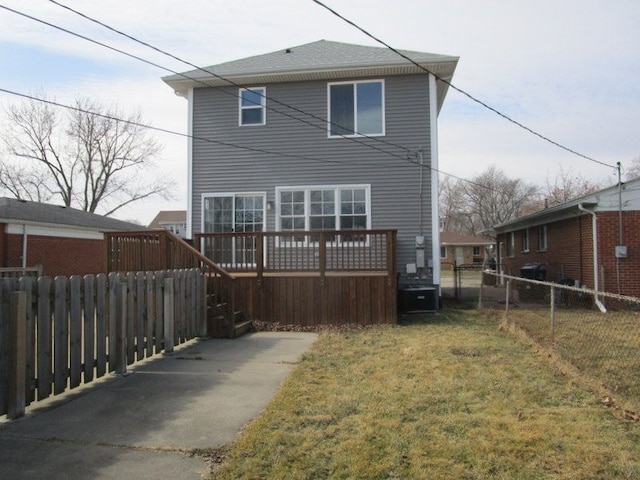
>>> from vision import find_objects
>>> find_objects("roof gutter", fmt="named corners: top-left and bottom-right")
top-left (578, 203), bottom-right (606, 313)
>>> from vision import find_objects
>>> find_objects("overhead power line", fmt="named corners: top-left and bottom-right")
top-left (310, 0), bottom-right (616, 171)
top-left (44, 0), bottom-right (414, 161)
top-left (0, 4), bottom-right (497, 193)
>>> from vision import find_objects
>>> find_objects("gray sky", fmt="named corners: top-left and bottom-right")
top-left (0, 0), bottom-right (638, 224)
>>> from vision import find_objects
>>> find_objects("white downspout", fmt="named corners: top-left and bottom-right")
top-left (578, 203), bottom-right (607, 313)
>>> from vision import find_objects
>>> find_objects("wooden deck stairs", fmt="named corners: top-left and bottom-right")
top-left (105, 230), bottom-right (250, 338)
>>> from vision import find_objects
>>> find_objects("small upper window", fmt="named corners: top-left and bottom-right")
top-left (239, 87), bottom-right (266, 126)
top-left (522, 228), bottom-right (530, 252)
top-left (328, 80), bottom-right (384, 137)
top-left (538, 225), bottom-right (548, 251)
top-left (440, 245), bottom-right (447, 259)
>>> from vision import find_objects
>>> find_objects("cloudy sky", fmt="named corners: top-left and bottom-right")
top-left (0, 0), bottom-right (638, 224)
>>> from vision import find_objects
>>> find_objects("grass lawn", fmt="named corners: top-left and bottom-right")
top-left (210, 309), bottom-right (640, 479)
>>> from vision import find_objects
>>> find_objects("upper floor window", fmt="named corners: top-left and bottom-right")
top-left (328, 80), bottom-right (384, 137)
top-left (507, 232), bottom-right (515, 257)
top-left (239, 87), bottom-right (266, 126)
top-left (521, 228), bottom-right (530, 252)
top-left (538, 225), bottom-right (548, 251)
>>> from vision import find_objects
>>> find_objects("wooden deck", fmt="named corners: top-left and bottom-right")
top-left (106, 229), bottom-right (398, 330)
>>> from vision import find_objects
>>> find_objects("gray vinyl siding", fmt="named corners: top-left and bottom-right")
top-left (191, 74), bottom-right (435, 280)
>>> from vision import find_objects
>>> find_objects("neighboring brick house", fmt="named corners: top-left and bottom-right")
top-left (440, 231), bottom-right (494, 270)
top-left (148, 210), bottom-right (187, 238)
top-left (493, 178), bottom-right (640, 297)
top-left (0, 197), bottom-right (140, 277)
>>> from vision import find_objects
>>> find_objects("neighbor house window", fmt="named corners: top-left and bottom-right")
top-left (507, 232), bottom-right (515, 257)
top-left (328, 80), bottom-right (384, 136)
top-left (277, 185), bottom-right (370, 235)
top-left (538, 225), bottom-right (548, 251)
top-left (239, 87), bottom-right (266, 125)
top-left (521, 228), bottom-right (530, 252)
top-left (440, 245), bottom-right (447, 259)
top-left (472, 246), bottom-right (481, 256)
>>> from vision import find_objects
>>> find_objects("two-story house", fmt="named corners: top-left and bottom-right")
top-left (162, 40), bottom-right (458, 321)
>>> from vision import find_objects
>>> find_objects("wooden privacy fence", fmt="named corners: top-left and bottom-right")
top-left (0, 269), bottom-right (204, 419)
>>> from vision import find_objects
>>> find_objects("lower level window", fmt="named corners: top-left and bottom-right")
top-left (277, 185), bottom-right (370, 237)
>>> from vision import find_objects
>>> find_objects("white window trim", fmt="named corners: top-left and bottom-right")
top-left (275, 184), bottom-right (371, 245)
top-left (507, 232), bottom-right (515, 258)
top-left (521, 228), bottom-right (530, 253)
top-left (538, 225), bottom-right (548, 252)
top-left (239, 87), bottom-right (266, 126)
top-left (327, 79), bottom-right (385, 138)
top-left (201, 192), bottom-right (267, 268)
top-left (440, 245), bottom-right (447, 259)
top-left (200, 192), bottom-right (267, 233)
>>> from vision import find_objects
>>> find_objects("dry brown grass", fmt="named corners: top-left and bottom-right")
top-left (212, 309), bottom-right (640, 479)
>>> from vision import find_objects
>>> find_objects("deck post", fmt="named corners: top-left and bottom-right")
top-left (256, 233), bottom-right (264, 282)
top-left (386, 231), bottom-right (396, 287)
top-left (319, 231), bottom-right (326, 282)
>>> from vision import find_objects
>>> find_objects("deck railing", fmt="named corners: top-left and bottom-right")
top-left (104, 230), bottom-right (238, 336)
top-left (194, 229), bottom-right (397, 279)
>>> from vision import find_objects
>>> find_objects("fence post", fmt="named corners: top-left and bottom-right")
top-left (198, 273), bottom-right (207, 337)
top-left (7, 291), bottom-right (26, 419)
top-left (164, 277), bottom-right (174, 353)
top-left (478, 272), bottom-right (484, 309)
top-left (115, 278), bottom-right (127, 374)
top-left (505, 280), bottom-right (511, 322)
top-left (550, 285), bottom-right (556, 349)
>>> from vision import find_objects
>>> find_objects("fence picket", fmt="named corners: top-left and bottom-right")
top-left (37, 277), bottom-right (53, 400)
top-left (126, 272), bottom-right (135, 365)
top-left (19, 276), bottom-right (35, 405)
top-left (108, 272), bottom-right (118, 372)
top-left (54, 276), bottom-right (69, 395)
top-left (0, 280), bottom-right (10, 414)
top-left (69, 276), bottom-right (82, 389)
top-left (83, 275), bottom-right (95, 383)
top-left (136, 272), bottom-right (145, 361)
top-left (95, 274), bottom-right (107, 378)
top-left (145, 272), bottom-right (154, 357)
top-left (154, 270), bottom-right (165, 352)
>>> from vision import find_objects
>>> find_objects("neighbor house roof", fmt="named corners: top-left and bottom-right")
top-left (162, 40), bottom-right (458, 111)
top-left (493, 177), bottom-right (640, 233)
top-left (148, 210), bottom-right (186, 229)
top-left (0, 197), bottom-right (141, 232)
top-left (440, 232), bottom-right (494, 246)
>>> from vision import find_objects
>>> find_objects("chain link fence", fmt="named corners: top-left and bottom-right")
top-left (477, 271), bottom-right (640, 416)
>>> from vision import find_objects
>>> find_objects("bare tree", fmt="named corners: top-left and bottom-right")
top-left (459, 165), bottom-right (539, 236)
top-left (1, 96), bottom-right (172, 216)
top-left (540, 165), bottom-right (603, 208)
top-left (624, 155), bottom-right (640, 181)
top-left (439, 175), bottom-right (468, 234)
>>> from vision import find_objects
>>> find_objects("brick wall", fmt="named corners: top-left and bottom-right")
top-left (2, 233), bottom-right (105, 277)
top-left (497, 210), bottom-right (640, 297)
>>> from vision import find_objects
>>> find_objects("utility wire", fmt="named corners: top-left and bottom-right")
top-left (0, 4), bottom-right (497, 192)
top-left (0, 2), bottom-right (408, 164)
top-left (310, 0), bottom-right (616, 171)
top-left (0, 87), bottom-right (494, 192)
top-left (0, 87), bottom-right (404, 169)
top-left (46, 0), bottom-right (415, 160)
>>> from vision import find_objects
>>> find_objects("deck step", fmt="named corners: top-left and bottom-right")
top-left (233, 319), bottom-right (253, 338)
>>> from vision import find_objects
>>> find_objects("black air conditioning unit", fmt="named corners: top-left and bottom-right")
top-left (399, 286), bottom-right (438, 313)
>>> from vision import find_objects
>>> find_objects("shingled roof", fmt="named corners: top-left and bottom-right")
top-left (163, 40), bottom-right (458, 110)
top-left (0, 197), bottom-right (141, 232)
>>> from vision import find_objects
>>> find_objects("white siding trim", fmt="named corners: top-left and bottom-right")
top-left (6, 223), bottom-right (104, 240)
top-left (187, 87), bottom-right (194, 238)
top-left (429, 74), bottom-right (441, 289)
